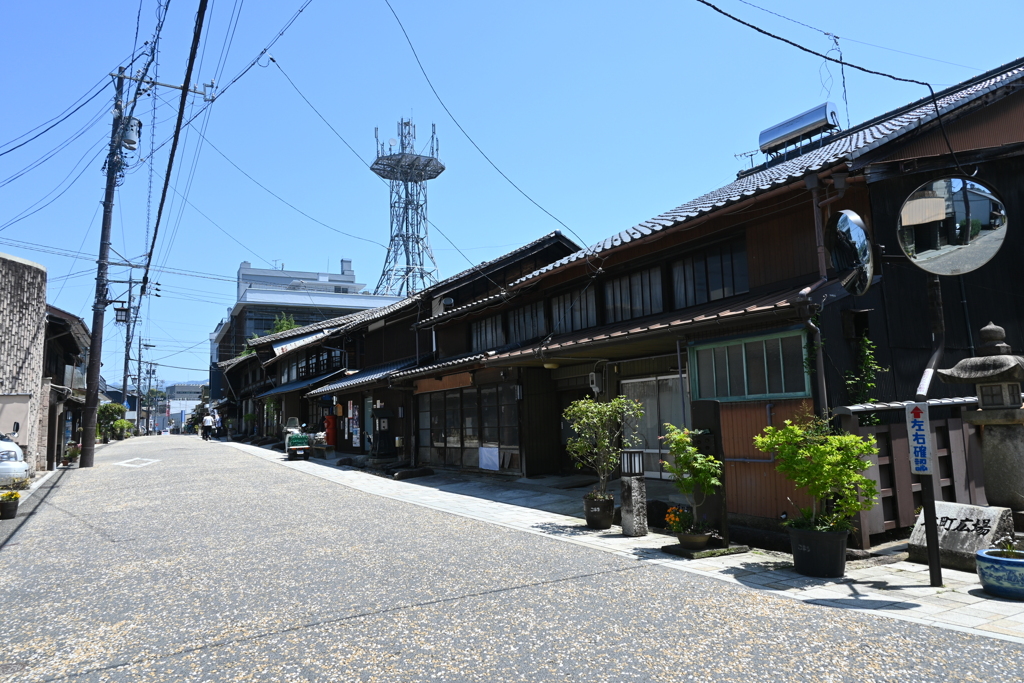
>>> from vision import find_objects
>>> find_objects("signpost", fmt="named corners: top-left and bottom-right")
top-left (905, 403), bottom-right (934, 475)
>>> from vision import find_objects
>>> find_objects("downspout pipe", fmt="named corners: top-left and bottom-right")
top-left (806, 316), bottom-right (829, 417)
top-left (805, 175), bottom-right (829, 281)
top-left (676, 339), bottom-right (688, 428)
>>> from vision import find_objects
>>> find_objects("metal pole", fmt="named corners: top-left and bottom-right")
top-left (137, 324), bottom-right (143, 431)
top-left (915, 274), bottom-right (944, 588)
top-left (120, 275), bottom-right (133, 419)
top-left (80, 67), bottom-right (125, 469)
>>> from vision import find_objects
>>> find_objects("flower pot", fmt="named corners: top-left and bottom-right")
top-left (676, 532), bottom-right (712, 550)
top-left (789, 528), bottom-right (849, 578)
top-left (584, 497), bottom-right (614, 529)
top-left (976, 549), bottom-right (1024, 600)
top-left (0, 500), bottom-right (18, 520)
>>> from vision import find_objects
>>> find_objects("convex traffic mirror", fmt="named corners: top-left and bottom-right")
top-left (825, 209), bottom-right (873, 296)
top-left (897, 176), bottom-right (1007, 276)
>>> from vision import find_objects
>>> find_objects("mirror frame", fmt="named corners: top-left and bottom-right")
top-left (896, 176), bottom-right (1007, 276)
top-left (825, 209), bottom-right (874, 296)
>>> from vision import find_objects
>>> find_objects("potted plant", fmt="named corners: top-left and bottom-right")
top-left (753, 417), bottom-right (878, 578)
top-left (664, 506), bottom-right (716, 549)
top-left (977, 535), bottom-right (1024, 600)
top-left (112, 419), bottom-right (134, 440)
top-left (0, 490), bottom-right (19, 520)
top-left (661, 425), bottom-right (723, 548)
top-left (63, 443), bottom-right (80, 467)
top-left (563, 395), bottom-right (644, 529)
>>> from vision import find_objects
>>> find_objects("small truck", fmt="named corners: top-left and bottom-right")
top-left (284, 417), bottom-right (310, 461)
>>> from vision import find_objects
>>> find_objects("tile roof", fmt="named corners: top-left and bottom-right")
top-left (390, 351), bottom-right (490, 380)
top-left (249, 231), bottom-right (579, 350)
top-left (216, 353), bottom-right (256, 371)
top-left (249, 296), bottom-right (421, 348)
top-left (510, 58), bottom-right (1024, 288)
top-left (488, 284), bottom-right (811, 362)
top-left (304, 357), bottom-right (422, 398)
top-left (412, 291), bottom-right (514, 328)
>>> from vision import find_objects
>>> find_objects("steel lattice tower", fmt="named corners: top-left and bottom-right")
top-left (372, 119), bottom-right (444, 296)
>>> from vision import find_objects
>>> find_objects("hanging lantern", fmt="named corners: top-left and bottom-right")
top-left (115, 306), bottom-right (130, 324)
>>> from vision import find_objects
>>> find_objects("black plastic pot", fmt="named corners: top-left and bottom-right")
top-left (0, 500), bottom-right (18, 520)
top-left (584, 497), bottom-right (615, 529)
top-left (789, 527), bottom-right (849, 578)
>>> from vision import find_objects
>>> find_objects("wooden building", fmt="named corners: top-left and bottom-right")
top-left (388, 57), bottom-right (1024, 545)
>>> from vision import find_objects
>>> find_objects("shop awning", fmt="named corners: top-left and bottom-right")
top-left (255, 368), bottom-right (348, 399)
top-left (305, 357), bottom-right (420, 398)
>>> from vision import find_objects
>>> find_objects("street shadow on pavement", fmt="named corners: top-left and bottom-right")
top-left (0, 467), bottom-right (72, 551)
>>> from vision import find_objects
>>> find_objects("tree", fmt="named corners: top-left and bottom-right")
top-left (563, 395), bottom-right (644, 500)
top-left (97, 403), bottom-right (127, 439)
top-left (753, 417), bottom-right (878, 531)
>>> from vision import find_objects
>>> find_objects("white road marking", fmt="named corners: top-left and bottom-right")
top-left (114, 458), bottom-right (161, 468)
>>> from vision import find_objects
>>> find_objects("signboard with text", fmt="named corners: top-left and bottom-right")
top-left (905, 402), bottom-right (934, 475)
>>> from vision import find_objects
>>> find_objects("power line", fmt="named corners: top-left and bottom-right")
top-left (381, 0), bottom-right (587, 250)
top-left (734, 0), bottom-right (982, 72)
top-left (142, 0), bottom-right (211, 295)
top-left (693, 0), bottom-right (967, 175)
top-left (0, 142), bottom-right (108, 233)
top-left (178, 113), bottom-right (387, 249)
top-left (145, 0), bottom-right (316, 161)
top-left (0, 47), bottom-right (146, 153)
top-left (270, 56), bottom-right (508, 293)
top-left (0, 82), bottom-right (111, 158)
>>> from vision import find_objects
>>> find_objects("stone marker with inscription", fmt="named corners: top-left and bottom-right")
top-left (908, 500), bottom-right (1013, 572)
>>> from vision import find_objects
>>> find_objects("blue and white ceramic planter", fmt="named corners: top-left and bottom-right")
top-left (976, 549), bottom-right (1024, 600)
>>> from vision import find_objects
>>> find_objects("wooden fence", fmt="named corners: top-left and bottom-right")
top-left (837, 407), bottom-right (986, 549)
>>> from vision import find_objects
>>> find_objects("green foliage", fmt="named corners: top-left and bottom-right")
top-left (660, 425), bottom-right (722, 511)
top-left (753, 417), bottom-right (878, 532)
top-left (0, 490), bottom-right (20, 502)
top-left (844, 336), bottom-right (887, 425)
top-left (97, 402), bottom-right (127, 434)
top-left (664, 506), bottom-right (713, 534)
top-left (235, 315), bottom-right (297, 359)
top-left (563, 395), bottom-right (644, 500)
top-left (243, 413), bottom-right (257, 424)
top-left (992, 535), bottom-right (1024, 559)
top-left (112, 419), bottom-right (134, 439)
top-left (270, 313), bottom-right (298, 334)
top-left (804, 313), bottom-right (821, 376)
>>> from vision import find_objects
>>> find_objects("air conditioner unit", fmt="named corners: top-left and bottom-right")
top-left (589, 372), bottom-right (602, 395)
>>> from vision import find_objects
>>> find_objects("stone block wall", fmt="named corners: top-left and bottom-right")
top-left (0, 252), bottom-right (47, 471)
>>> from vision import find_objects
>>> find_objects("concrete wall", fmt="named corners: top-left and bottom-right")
top-left (0, 252), bottom-right (47, 471)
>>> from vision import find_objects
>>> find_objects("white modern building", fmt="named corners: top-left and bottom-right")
top-left (209, 260), bottom-right (402, 403)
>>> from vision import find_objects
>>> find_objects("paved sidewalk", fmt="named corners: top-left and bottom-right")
top-left (226, 441), bottom-right (1024, 645)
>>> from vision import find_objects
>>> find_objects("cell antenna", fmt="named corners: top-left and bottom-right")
top-left (372, 119), bottom-right (444, 296)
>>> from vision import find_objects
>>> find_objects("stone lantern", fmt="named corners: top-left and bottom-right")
top-left (938, 322), bottom-right (1024, 510)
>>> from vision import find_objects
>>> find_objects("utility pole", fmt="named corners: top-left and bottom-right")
top-left (80, 67), bottom-right (126, 469)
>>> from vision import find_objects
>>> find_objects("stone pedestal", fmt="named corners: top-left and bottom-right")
top-left (620, 476), bottom-right (648, 537)
top-left (963, 409), bottom-right (1024, 510)
top-left (908, 500), bottom-right (1014, 572)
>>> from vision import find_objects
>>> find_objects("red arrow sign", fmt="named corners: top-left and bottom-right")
top-left (911, 407), bottom-right (924, 418)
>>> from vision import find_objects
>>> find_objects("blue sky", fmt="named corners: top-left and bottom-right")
top-left (2, 0), bottom-right (1022, 386)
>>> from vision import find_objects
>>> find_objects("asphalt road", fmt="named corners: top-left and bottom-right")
top-left (0, 437), bottom-right (1020, 682)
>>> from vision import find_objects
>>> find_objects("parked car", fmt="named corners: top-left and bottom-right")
top-left (0, 422), bottom-right (29, 486)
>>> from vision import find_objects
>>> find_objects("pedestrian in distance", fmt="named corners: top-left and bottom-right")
top-left (202, 414), bottom-right (214, 441)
